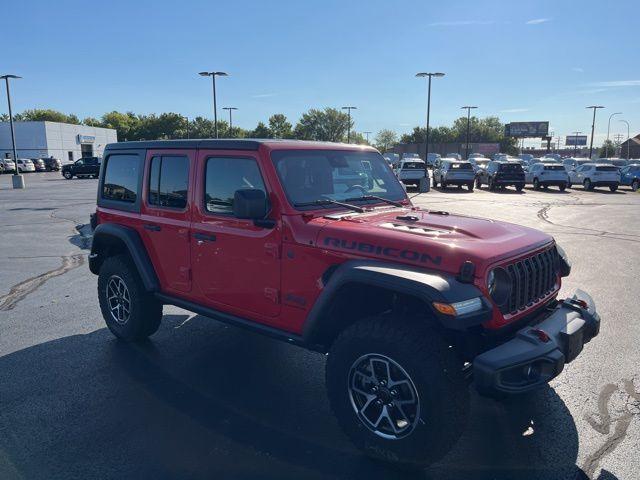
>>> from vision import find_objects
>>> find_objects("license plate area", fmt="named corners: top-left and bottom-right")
top-left (559, 318), bottom-right (585, 363)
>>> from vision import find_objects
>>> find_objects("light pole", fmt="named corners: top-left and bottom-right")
top-left (619, 120), bottom-right (630, 159)
top-left (586, 105), bottom-right (604, 159)
top-left (199, 71), bottom-right (228, 138)
top-left (363, 131), bottom-right (372, 144)
top-left (341, 106), bottom-right (357, 143)
top-left (461, 106), bottom-right (478, 159)
top-left (1, 74), bottom-right (24, 189)
top-left (416, 72), bottom-right (445, 192)
top-left (223, 107), bottom-right (238, 137)
top-left (605, 112), bottom-right (622, 158)
top-left (572, 131), bottom-right (582, 156)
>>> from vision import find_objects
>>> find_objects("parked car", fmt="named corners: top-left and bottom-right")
top-left (432, 159), bottom-right (475, 190)
top-left (89, 138), bottom-right (598, 468)
top-left (518, 153), bottom-right (535, 163)
top-left (619, 164), bottom-right (640, 191)
top-left (61, 157), bottom-right (101, 179)
top-left (475, 160), bottom-right (525, 192)
top-left (426, 152), bottom-right (441, 168)
top-left (543, 153), bottom-right (562, 162)
top-left (31, 158), bottom-right (47, 172)
top-left (525, 163), bottom-right (569, 191)
top-left (394, 157), bottom-right (428, 187)
top-left (562, 158), bottom-right (579, 171)
top-left (0, 162), bottom-right (4, 174)
top-left (568, 163), bottom-right (620, 191)
top-left (0, 158), bottom-right (16, 173)
top-left (445, 153), bottom-right (462, 160)
top-left (41, 157), bottom-right (62, 171)
top-left (609, 159), bottom-right (628, 168)
top-left (16, 158), bottom-right (36, 173)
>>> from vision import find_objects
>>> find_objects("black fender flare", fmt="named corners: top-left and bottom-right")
top-left (302, 260), bottom-right (492, 347)
top-left (89, 223), bottom-right (159, 292)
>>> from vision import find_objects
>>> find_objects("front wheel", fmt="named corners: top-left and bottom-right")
top-left (467, 183), bottom-right (474, 191)
top-left (475, 177), bottom-right (482, 189)
top-left (98, 254), bottom-right (162, 341)
top-left (63, 171), bottom-right (73, 179)
top-left (632, 179), bottom-right (639, 192)
top-left (609, 185), bottom-right (618, 192)
top-left (516, 184), bottom-right (524, 192)
top-left (326, 316), bottom-right (469, 467)
top-left (559, 183), bottom-right (567, 192)
top-left (533, 178), bottom-right (540, 190)
top-left (584, 179), bottom-right (594, 191)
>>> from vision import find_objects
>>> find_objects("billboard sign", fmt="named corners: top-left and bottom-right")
top-left (565, 135), bottom-right (587, 146)
top-left (505, 122), bottom-right (549, 138)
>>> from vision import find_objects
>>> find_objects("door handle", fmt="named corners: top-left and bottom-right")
top-left (144, 224), bottom-right (161, 232)
top-left (193, 232), bottom-right (216, 242)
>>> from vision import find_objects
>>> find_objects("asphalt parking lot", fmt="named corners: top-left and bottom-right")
top-left (1, 172), bottom-right (639, 480)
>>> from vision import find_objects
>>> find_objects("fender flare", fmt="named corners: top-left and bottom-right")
top-left (89, 223), bottom-right (159, 292)
top-left (302, 260), bottom-right (491, 347)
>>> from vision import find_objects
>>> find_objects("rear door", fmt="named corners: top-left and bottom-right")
top-left (140, 149), bottom-right (194, 294)
top-left (190, 150), bottom-right (282, 320)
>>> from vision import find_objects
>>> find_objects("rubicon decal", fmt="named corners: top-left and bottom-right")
top-left (322, 237), bottom-right (442, 265)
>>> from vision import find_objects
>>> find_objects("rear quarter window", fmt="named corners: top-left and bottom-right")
top-left (102, 154), bottom-right (140, 203)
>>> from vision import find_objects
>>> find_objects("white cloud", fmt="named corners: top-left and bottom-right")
top-left (500, 108), bottom-right (529, 113)
top-left (251, 93), bottom-right (278, 98)
top-left (587, 80), bottom-right (640, 87)
top-left (526, 18), bottom-right (551, 25)
top-left (572, 67), bottom-right (584, 73)
top-left (428, 20), bottom-right (494, 27)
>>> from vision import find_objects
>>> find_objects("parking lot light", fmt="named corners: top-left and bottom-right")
top-left (461, 106), bottom-right (478, 159)
top-left (199, 71), bottom-right (228, 138)
top-left (222, 107), bottom-right (238, 137)
top-left (586, 105), bottom-right (604, 159)
top-left (416, 72), bottom-right (445, 192)
top-left (341, 106), bottom-right (357, 143)
top-left (606, 112), bottom-right (622, 158)
top-left (619, 120), bottom-right (630, 160)
top-left (1, 74), bottom-right (24, 189)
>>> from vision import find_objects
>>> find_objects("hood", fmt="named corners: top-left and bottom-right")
top-left (315, 207), bottom-right (553, 276)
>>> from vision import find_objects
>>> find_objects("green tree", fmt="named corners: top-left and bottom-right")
top-left (188, 116), bottom-right (214, 138)
top-left (374, 129), bottom-right (398, 152)
top-left (268, 114), bottom-right (292, 138)
top-left (598, 139), bottom-right (617, 158)
top-left (82, 117), bottom-right (102, 127)
top-left (293, 108), bottom-right (350, 142)
top-left (0, 113), bottom-right (9, 122)
top-left (100, 111), bottom-right (140, 140)
top-left (250, 121), bottom-right (272, 138)
top-left (14, 109), bottom-right (80, 124)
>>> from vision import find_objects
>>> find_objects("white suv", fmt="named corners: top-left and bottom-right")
top-left (568, 163), bottom-right (621, 191)
top-left (525, 163), bottom-right (569, 191)
top-left (394, 158), bottom-right (428, 188)
top-left (432, 159), bottom-right (475, 190)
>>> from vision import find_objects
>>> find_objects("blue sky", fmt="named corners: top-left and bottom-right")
top-left (2, 0), bottom-right (639, 146)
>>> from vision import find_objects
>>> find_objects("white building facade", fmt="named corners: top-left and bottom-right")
top-left (0, 121), bottom-right (117, 162)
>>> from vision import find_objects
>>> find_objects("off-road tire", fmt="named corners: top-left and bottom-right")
top-left (326, 316), bottom-right (469, 468)
top-left (98, 254), bottom-right (162, 341)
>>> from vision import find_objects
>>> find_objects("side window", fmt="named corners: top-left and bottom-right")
top-left (102, 154), bottom-right (140, 203)
top-left (205, 157), bottom-right (266, 215)
top-left (147, 156), bottom-right (189, 209)
top-left (75, 159), bottom-right (84, 166)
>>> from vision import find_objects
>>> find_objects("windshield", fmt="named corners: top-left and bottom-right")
top-left (272, 150), bottom-right (406, 208)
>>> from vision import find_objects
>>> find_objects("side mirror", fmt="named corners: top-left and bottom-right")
top-left (233, 189), bottom-right (274, 227)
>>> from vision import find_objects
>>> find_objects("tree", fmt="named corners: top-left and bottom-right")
top-left (293, 108), bottom-right (350, 142)
top-left (268, 114), bottom-right (292, 139)
top-left (14, 109), bottom-right (80, 124)
top-left (0, 113), bottom-right (9, 122)
top-left (374, 129), bottom-right (398, 152)
top-left (598, 139), bottom-right (617, 158)
top-left (82, 117), bottom-right (102, 127)
top-left (249, 122), bottom-right (272, 138)
top-left (100, 111), bottom-right (140, 141)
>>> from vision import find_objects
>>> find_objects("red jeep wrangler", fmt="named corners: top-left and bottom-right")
top-left (89, 139), bottom-right (600, 467)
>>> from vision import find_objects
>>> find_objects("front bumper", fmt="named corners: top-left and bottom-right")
top-left (473, 289), bottom-right (600, 395)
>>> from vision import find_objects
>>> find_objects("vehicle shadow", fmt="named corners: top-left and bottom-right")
top-left (436, 187), bottom-right (474, 194)
top-left (0, 314), bottom-right (586, 480)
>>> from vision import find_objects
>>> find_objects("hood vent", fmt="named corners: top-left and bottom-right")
top-left (379, 222), bottom-right (449, 236)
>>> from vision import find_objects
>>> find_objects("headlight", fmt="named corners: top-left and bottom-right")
top-left (487, 267), bottom-right (512, 306)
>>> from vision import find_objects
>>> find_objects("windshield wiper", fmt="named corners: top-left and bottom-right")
top-left (345, 195), bottom-right (404, 207)
top-left (293, 199), bottom-right (365, 213)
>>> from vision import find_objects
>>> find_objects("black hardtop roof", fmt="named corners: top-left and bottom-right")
top-left (104, 138), bottom-right (377, 152)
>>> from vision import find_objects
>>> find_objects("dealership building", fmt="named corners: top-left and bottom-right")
top-left (0, 121), bottom-right (117, 162)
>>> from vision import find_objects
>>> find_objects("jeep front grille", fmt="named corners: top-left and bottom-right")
top-left (503, 247), bottom-right (558, 315)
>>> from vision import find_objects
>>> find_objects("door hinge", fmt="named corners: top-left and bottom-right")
top-left (264, 287), bottom-right (279, 303)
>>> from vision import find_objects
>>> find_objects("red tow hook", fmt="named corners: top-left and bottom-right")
top-left (531, 328), bottom-right (551, 343)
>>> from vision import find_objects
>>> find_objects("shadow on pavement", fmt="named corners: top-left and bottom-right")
top-left (0, 313), bottom-right (587, 480)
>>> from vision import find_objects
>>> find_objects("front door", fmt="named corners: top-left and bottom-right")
top-left (190, 151), bottom-right (281, 320)
top-left (140, 150), bottom-right (194, 293)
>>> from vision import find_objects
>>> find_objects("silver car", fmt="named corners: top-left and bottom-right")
top-left (568, 163), bottom-right (621, 191)
top-left (525, 163), bottom-right (569, 191)
top-left (432, 159), bottom-right (475, 190)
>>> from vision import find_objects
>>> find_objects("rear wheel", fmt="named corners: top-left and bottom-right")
top-left (98, 254), bottom-right (162, 341)
top-left (609, 184), bottom-right (618, 192)
top-left (516, 184), bottom-right (524, 192)
top-left (467, 183), bottom-right (474, 191)
top-left (488, 178), bottom-right (495, 191)
top-left (533, 178), bottom-right (540, 190)
top-left (584, 179), bottom-right (594, 191)
top-left (559, 183), bottom-right (567, 192)
top-left (63, 171), bottom-right (73, 179)
top-left (326, 316), bottom-right (469, 467)
top-left (475, 177), bottom-right (482, 189)
top-left (432, 177), bottom-right (437, 188)
top-left (441, 181), bottom-right (447, 189)
top-left (632, 179), bottom-right (639, 192)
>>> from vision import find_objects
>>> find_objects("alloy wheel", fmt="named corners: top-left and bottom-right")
top-left (106, 275), bottom-right (131, 325)
top-left (348, 353), bottom-right (420, 439)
